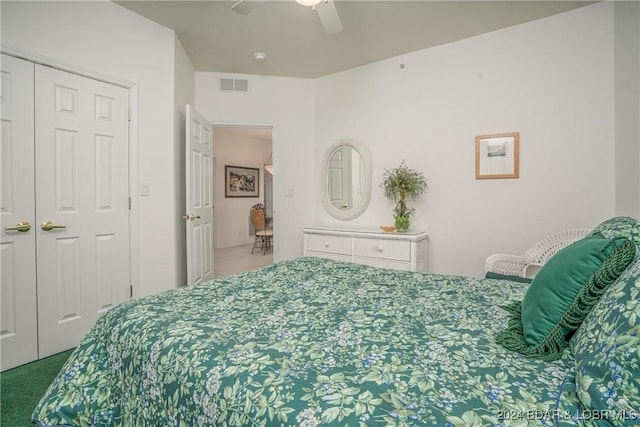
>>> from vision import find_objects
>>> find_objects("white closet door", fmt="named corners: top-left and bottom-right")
top-left (35, 65), bottom-right (130, 357)
top-left (0, 54), bottom-right (38, 371)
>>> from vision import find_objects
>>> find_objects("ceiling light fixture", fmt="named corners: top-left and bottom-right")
top-left (296, 0), bottom-right (326, 12)
top-left (253, 52), bottom-right (266, 63)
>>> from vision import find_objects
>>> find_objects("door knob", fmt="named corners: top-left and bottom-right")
top-left (41, 220), bottom-right (66, 231)
top-left (4, 221), bottom-right (32, 232)
top-left (182, 214), bottom-right (201, 221)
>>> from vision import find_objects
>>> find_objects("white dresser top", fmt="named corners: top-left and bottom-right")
top-left (303, 227), bottom-right (428, 241)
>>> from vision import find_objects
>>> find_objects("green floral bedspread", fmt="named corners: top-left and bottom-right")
top-left (33, 257), bottom-right (581, 427)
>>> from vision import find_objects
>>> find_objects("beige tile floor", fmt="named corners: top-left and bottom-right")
top-left (213, 243), bottom-right (274, 279)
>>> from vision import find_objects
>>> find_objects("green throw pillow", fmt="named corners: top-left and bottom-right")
top-left (496, 234), bottom-right (635, 360)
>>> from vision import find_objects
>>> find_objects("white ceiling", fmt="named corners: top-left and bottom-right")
top-left (115, 1), bottom-right (595, 79)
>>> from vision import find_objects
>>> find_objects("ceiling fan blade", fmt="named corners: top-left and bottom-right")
top-left (231, 0), bottom-right (267, 15)
top-left (316, 1), bottom-right (343, 34)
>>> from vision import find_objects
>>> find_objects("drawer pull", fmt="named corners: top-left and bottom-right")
top-left (325, 242), bottom-right (330, 247)
top-left (377, 246), bottom-right (384, 252)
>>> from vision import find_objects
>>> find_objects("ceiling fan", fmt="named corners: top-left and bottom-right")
top-left (231, 0), bottom-right (343, 34)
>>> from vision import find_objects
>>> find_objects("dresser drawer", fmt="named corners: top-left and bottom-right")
top-left (353, 256), bottom-right (411, 271)
top-left (305, 233), bottom-right (352, 255)
top-left (306, 251), bottom-right (352, 263)
top-left (303, 228), bottom-right (428, 272)
top-left (353, 238), bottom-right (411, 261)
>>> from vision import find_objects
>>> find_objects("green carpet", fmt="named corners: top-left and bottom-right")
top-left (1, 349), bottom-right (73, 427)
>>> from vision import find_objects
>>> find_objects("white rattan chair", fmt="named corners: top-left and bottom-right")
top-left (485, 228), bottom-right (592, 279)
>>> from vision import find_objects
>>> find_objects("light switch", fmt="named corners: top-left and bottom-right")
top-left (140, 181), bottom-right (150, 196)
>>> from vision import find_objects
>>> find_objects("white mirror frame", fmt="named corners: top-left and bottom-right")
top-left (321, 138), bottom-right (372, 220)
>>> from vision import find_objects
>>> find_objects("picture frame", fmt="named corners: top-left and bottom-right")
top-left (475, 132), bottom-right (519, 179)
top-left (225, 165), bottom-right (259, 197)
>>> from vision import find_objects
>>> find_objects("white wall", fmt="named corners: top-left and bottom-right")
top-left (314, 2), bottom-right (619, 277)
top-left (5, 1), bottom-right (634, 290)
top-left (174, 35), bottom-right (196, 286)
top-left (195, 73), bottom-right (315, 261)
top-left (212, 127), bottom-right (271, 249)
top-left (614, 1), bottom-right (640, 219)
top-left (1, 1), bottom-right (180, 296)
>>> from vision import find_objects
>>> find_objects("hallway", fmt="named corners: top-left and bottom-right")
top-left (213, 244), bottom-right (273, 279)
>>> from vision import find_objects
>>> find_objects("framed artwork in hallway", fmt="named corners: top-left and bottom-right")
top-left (225, 165), bottom-right (259, 197)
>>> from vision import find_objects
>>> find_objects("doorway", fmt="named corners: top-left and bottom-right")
top-left (211, 126), bottom-right (273, 277)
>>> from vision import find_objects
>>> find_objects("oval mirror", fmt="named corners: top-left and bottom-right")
top-left (321, 139), bottom-right (372, 220)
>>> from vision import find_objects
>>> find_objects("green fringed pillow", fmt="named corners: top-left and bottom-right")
top-left (496, 233), bottom-right (635, 361)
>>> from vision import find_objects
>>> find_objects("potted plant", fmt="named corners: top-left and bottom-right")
top-left (380, 161), bottom-right (428, 232)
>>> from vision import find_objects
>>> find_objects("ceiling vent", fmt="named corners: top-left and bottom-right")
top-left (220, 78), bottom-right (249, 93)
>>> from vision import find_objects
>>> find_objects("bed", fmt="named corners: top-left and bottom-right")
top-left (33, 217), bottom-right (640, 427)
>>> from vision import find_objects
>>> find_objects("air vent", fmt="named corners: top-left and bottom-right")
top-left (220, 78), bottom-right (249, 93)
top-left (220, 78), bottom-right (234, 91)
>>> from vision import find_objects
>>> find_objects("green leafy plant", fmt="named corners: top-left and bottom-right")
top-left (380, 161), bottom-right (428, 232)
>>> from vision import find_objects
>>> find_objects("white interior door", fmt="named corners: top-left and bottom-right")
top-left (185, 105), bottom-right (214, 285)
top-left (1, 54), bottom-right (38, 371)
top-left (329, 146), bottom-right (352, 210)
top-left (35, 64), bottom-right (130, 357)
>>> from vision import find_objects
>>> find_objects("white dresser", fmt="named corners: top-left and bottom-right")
top-left (303, 227), bottom-right (429, 272)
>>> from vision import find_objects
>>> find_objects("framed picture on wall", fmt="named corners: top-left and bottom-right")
top-left (475, 132), bottom-right (519, 179)
top-left (225, 165), bottom-right (260, 197)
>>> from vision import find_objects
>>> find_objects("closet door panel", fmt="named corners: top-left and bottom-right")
top-left (0, 54), bottom-right (37, 371)
top-left (35, 65), bottom-right (130, 358)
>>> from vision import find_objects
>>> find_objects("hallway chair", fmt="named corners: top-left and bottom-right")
top-left (249, 204), bottom-right (273, 255)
